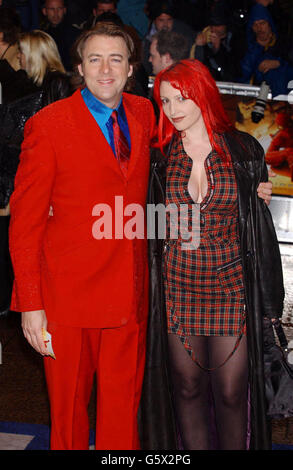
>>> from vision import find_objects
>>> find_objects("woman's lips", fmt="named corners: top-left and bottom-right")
top-left (172, 116), bottom-right (184, 123)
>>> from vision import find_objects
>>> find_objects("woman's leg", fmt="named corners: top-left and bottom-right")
top-left (167, 334), bottom-right (210, 450)
top-left (208, 335), bottom-right (249, 450)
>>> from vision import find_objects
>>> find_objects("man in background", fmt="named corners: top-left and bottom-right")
top-left (142, 1), bottom-right (195, 76)
top-left (41, 0), bottom-right (79, 70)
top-left (240, 3), bottom-right (293, 96)
top-left (149, 29), bottom-right (189, 76)
top-left (83, 0), bottom-right (118, 29)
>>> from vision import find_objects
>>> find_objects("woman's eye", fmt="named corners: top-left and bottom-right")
top-left (161, 98), bottom-right (168, 104)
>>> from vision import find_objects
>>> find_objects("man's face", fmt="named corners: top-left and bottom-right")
top-left (78, 34), bottom-right (133, 109)
top-left (154, 14), bottom-right (173, 32)
top-left (93, 2), bottom-right (117, 17)
top-left (42, 0), bottom-right (66, 26)
top-left (149, 39), bottom-right (170, 75)
top-left (252, 19), bottom-right (272, 43)
top-left (210, 25), bottom-right (227, 40)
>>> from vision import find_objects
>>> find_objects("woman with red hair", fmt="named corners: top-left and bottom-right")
top-left (140, 59), bottom-right (284, 450)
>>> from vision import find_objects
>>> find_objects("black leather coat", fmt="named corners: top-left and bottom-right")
top-left (0, 71), bottom-right (72, 208)
top-left (138, 129), bottom-right (284, 450)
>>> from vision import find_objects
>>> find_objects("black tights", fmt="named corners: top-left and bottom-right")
top-left (168, 334), bottom-right (248, 450)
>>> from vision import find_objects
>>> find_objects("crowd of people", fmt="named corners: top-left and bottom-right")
top-left (0, 0), bottom-right (289, 453)
top-left (1, 1), bottom-right (293, 97)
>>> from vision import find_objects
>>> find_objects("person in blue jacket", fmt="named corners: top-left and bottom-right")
top-left (239, 3), bottom-right (293, 97)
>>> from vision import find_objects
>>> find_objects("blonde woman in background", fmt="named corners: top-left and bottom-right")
top-left (17, 29), bottom-right (71, 106)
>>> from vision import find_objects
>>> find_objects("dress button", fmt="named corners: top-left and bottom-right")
top-left (164, 240), bottom-right (169, 252)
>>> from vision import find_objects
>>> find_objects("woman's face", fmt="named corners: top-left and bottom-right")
top-left (160, 81), bottom-right (203, 133)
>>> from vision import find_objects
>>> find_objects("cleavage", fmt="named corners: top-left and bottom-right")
top-left (187, 156), bottom-right (209, 204)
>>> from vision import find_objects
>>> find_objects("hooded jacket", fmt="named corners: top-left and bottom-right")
top-left (138, 128), bottom-right (284, 450)
top-left (240, 4), bottom-right (293, 97)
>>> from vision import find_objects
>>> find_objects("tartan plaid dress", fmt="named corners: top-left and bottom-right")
top-left (164, 136), bottom-right (246, 364)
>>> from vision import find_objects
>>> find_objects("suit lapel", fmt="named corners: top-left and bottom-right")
top-left (71, 89), bottom-right (123, 176)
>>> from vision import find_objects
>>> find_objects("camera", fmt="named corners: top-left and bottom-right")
top-left (251, 81), bottom-right (271, 123)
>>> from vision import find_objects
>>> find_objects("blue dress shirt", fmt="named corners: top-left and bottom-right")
top-left (81, 87), bottom-right (131, 157)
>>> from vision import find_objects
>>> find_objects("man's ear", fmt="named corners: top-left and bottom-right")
top-left (77, 63), bottom-right (84, 77)
top-left (128, 64), bottom-right (133, 78)
top-left (42, 7), bottom-right (47, 17)
top-left (93, 8), bottom-right (97, 16)
top-left (164, 53), bottom-right (173, 67)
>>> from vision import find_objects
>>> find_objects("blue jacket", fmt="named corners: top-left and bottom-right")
top-left (239, 4), bottom-right (293, 96)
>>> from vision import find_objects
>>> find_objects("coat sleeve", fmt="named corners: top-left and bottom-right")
top-left (239, 47), bottom-right (259, 83)
top-left (139, 148), bottom-right (178, 450)
top-left (251, 145), bottom-right (285, 319)
top-left (9, 114), bottom-right (56, 312)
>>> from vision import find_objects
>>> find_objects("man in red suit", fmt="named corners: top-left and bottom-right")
top-left (9, 23), bottom-right (155, 450)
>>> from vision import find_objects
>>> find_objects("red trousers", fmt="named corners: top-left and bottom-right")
top-left (43, 315), bottom-right (147, 450)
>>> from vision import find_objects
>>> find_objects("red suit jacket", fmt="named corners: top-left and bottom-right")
top-left (9, 89), bottom-right (156, 328)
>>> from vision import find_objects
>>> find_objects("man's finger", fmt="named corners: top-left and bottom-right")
top-left (23, 328), bottom-right (47, 355)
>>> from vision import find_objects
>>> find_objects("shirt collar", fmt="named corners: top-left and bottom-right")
top-left (81, 87), bottom-right (123, 127)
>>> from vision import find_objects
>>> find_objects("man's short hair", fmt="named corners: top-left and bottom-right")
top-left (42, 0), bottom-right (66, 6)
top-left (95, 0), bottom-right (118, 6)
top-left (153, 30), bottom-right (189, 62)
top-left (74, 22), bottom-right (135, 65)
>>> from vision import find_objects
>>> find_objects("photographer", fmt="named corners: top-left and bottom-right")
top-left (190, 14), bottom-right (244, 82)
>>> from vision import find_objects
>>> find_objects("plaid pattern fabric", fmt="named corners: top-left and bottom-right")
top-left (164, 135), bottom-right (246, 364)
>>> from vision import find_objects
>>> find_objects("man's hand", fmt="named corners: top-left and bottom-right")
top-left (258, 59), bottom-right (280, 74)
top-left (195, 31), bottom-right (207, 46)
top-left (257, 180), bottom-right (273, 204)
top-left (209, 31), bottom-right (221, 52)
top-left (21, 310), bottom-right (48, 355)
top-left (257, 170), bottom-right (276, 205)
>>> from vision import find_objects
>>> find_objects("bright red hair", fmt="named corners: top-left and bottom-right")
top-left (152, 59), bottom-right (234, 161)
